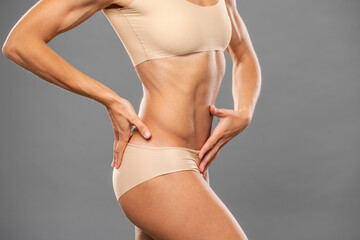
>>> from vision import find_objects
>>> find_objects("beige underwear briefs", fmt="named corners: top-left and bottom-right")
top-left (112, 143), bottom-right (207, 201)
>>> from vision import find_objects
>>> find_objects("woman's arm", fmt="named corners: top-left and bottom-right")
top-left (198, 0), bottom-right (261, 173)
top-left (2, 0), bottom-right (122, 107)
top-left (225, 0), bottom-right (261, 119)
top-left (2, 0), bottom-right (152, 169)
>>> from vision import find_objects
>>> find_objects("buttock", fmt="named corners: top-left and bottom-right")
top-left (112, 143), bottom-right (205, 202)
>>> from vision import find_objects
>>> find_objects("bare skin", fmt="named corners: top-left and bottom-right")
top-left (3, 0), bottom-right (261, 239)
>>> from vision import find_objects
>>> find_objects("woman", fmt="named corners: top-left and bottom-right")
top-left (2, 0), bottom-right (261, 239)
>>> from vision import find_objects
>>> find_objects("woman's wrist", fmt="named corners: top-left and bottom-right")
top-left (102, 93), bottom-right (125, 109)
top-left (235, 107), bottom-right (253, 122)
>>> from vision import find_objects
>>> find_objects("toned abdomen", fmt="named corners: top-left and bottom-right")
top-left (128, 51), bottom-right (226, 149)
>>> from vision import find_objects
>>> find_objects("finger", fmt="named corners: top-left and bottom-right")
top-left (111, 139), bottom-right (116, 167)
top-left (199, 147), bottom-right (217, 173)
top-left (203, 168), bottom-right (210, 185)
top-left (203, 147), bottom-right (222, 173)
top-left (198, 134), bottom-right (219, 160)
top-left (198, 125), bottom-right (223, 159)
top-left (111, 128), bottom-right (120, 168)
top-left (113, 139), bottom-right (120, 168)
top-left (113, 133), bottom-right (124, 169)
top-left (210, 104), bottom-right (227, 118)
top-left (206, 136), bottom-right (230, 172)
top-left (114, 138), bottom-right (128, 169)
top-left (199, 140), bottom-right (223, 172)
top-left (128, 114), bottom-right (151, 139)
top-left (107, 108), bottom-right (128, 168)
top-left (112, 138), bottom-right (120, 167)
top-left (199, 138), bottom-right (227, 173)
top-left (112, 131), bottom-right (120, 167)
top-left (203, 151), bottom-right (220, 173)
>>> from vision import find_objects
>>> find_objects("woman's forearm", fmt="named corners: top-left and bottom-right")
top-left (232, 51), bottom-right (261, 119)
top-left (3, 40), bottom-right (122, 107)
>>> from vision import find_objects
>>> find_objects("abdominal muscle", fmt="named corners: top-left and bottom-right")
top-left (127, 50), bottom-right (227, 150)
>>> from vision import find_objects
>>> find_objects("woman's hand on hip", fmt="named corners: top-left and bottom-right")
top-left (106, 98), bottom-right (152, 169)
top-left (198, 105), bottom-right (252, 173)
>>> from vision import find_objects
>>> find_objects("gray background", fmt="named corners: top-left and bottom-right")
top-left (1, 0), bottom-right (359, 239)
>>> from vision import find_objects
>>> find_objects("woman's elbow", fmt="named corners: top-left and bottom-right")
top-left (2, 33), bottom-right (36, 64)
top-left (2, 40), bottom-right (13, 59)
top-left (2, 37), bottom-right (21, 60)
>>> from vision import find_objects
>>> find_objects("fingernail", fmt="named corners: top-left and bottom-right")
top-left (144, 131), bottom-right (151, 138)
top-left (111, 162), bottom-right (114, 167)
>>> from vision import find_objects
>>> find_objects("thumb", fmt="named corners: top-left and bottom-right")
top-left (210, 105), bottom-right (226, 118)
top-left (131, 116), bottom-right (152, 139)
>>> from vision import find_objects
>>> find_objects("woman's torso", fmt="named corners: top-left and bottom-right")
top-left (102, 0), bottom-right (231, 150)
top-left (129, 50), bottom-right (226, 149)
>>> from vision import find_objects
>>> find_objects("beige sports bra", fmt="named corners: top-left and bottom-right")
top-left (102, 0), bottom-right (232, 67)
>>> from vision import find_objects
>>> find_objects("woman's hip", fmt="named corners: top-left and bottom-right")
top-left (112, 142), bottom-right (206, 202)
top-left (113, 144), bottom-right (245, 240)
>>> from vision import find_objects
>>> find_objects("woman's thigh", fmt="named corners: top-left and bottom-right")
top-left (118, 170), bottom-right (248, 240)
